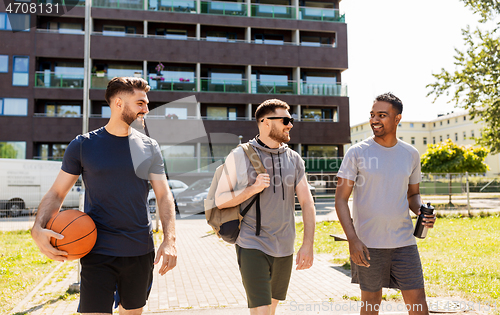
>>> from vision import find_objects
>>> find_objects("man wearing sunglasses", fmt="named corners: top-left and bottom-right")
top-left (215, 99), bottom-right (316, 315)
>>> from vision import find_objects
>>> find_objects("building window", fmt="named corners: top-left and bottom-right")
top-left (302, 145), bottom-right (338, 158)
top-left (463, 131), bottom-right (466, 140)
top-left (45, 103), bottom-right (81, 117)
top-left (302, 108), bottom-right (338, 122)
top-left (433, 122), bottom-right (436, 127)
top-left (410, 123), bottom-right (414, 128)
top-left (13, 56), bottom-right (29, 86)
top-left (471, 130), bottom-right (475, 137)
top-left (432, 137), bottom-right (436, 144)
top-left (103, 25), bottom-right (136, 36)
top-left (399, 137), bottom-right (403, 140)
top-left (446, 134), bottom-right (449, 139)
top-left (455, 118), bottom-right (458, 123)
top-left (36, 143), bottom-right (67, 160)
top-left (439, 135), bottom-right (443, 142)
top-left (166, 29), bottom-right (188, 40)
top-left (207, 106), bottom-right (237, 120)
top-left (464, 116), bottom-right (466, 121)
top-left (360, 125), bottom-right (363, 130)
top-left (447, 119), bottom-right (450, 124)
top-left (422, 123), bottom-right (426, 128)
top-left (423, 137), bottom-right (427, 145)
top-left (0, 55), bottom-right (8, 73)
top-left (0, 141), bottom-right (26, 159)
top-left (102, 105), bottom-right (111, 118)
top-left (411, 137), bottom-right (415, 145)
top-left (0, 98), bottom-right (28, 116)
top-left (398, 123), bottom-right (402, 127)
top-left (0, 13), bottom-right (30, 31)
top-left (455, 133), bottom-right (458, 141)
top-left (165, 107), bottom-right (188, 120)
top-left (255, 34), bottom-right (284, 45)
top-left (300, 35), bottom-right (333, 47)
top-left (206, 31), bottom-right (236, 42)
top-left (356, 127), bottom-right (358, 131)
top-left (440, 121), bottom-right (443, 126)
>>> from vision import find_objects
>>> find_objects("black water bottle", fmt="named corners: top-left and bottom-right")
top-left (414, 203), bottom-right (434, 239)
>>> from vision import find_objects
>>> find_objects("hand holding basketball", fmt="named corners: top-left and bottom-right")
top-left (31, 224), bottom-right (68, 262)
top-left (45, 209), bottom-right (97, 261)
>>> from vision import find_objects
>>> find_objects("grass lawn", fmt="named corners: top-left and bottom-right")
top-left (0, 230), bottom-right (55, 314)
top-left (295, 215), bottom-right (500, 307)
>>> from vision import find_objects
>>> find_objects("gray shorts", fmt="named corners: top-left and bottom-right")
top-left (351, 245), bottom-right (425, 292)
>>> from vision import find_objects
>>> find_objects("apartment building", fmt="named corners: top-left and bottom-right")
top-left (0, 0), bottom-right (349, 178)
top-left (348, 110), bottom-right (500, 175)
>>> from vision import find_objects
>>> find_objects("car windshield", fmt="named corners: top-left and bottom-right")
top-left (187, 179), bottom-right (212, 191)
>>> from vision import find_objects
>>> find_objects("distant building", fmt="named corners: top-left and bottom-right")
top-left (348, 111), bottom-right (500, 176)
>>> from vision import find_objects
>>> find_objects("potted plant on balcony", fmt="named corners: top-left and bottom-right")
top-left (155, 62), bottom-right (165, 75)
top-left (96, 69), bottom-right (106, 77)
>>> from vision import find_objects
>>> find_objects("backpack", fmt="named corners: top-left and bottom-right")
top-left (204, 143), bottom-right (266, 244)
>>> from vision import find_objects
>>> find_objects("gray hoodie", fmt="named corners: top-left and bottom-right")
top-left (230, 137), bottom-right (305, 257)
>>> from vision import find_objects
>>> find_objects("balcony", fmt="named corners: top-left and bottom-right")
top-left (201, 78), bottom-right (247, 93)
top-left (35, 72), bottom-right (84, 88)
top-left (252, 80), bottom-right (297, 95)
top-left (149, 76), bottom-right (197, 91)
top-left (93, 0), bottom-right (145, 10)
top-left (200, 0), bottom-right (247, 16)
top-left (148, 0), bottom-right (196, 12)
top-left (299, 7), bottom-right (344, 22)
top-left (251, 3), bottom-right (294, 19)
top-left (300, 83), bottom-right (347, 97)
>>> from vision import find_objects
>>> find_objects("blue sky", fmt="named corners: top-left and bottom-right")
top-left (341, 0), bottom-right (480, 126)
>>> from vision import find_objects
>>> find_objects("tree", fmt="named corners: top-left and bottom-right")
top-left (427, 0), bottom-right (500, 154)
top-left (0, 143), bottom-right (18, 159)
top-left (421, 139), bottom-right (489, 205)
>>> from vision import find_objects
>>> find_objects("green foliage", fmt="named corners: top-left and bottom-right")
top-left (0, 143), bottom-right (18, 159)
top-left (427, 1), bottom-right (500, 154)
top-left (421, 139), bottom-right (489, 173)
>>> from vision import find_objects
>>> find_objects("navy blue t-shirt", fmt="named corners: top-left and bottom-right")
top-left (62, 127), bottom-right (165, 257)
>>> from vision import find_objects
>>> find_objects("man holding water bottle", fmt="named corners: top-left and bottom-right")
top-left (335, 92), bottom-right (436, 315)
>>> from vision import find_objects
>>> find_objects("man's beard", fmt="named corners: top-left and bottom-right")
top-left (121, 104), bottom-right (138, 126)
top-left (269, 124), bottom-right (290, 143)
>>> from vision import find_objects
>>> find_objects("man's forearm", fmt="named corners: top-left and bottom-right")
top-left (408, 193), bottom-right (422, 215)
top-left (301, 200), bottom-right (316, 245)
top-left (33, 191), bottom-right (64, 229)
top-left (335, 199), bottom-right (358, 241)
top-left (216, 185), bottom-right (259, 209)
top-left (157, 195), bottom-right (176, 242)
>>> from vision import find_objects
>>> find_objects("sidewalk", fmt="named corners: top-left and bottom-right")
top-left (10, 211), bottom-right (495, 315)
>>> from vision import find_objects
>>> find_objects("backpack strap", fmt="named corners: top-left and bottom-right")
top-left (238, 142), bottom-right (265, 236)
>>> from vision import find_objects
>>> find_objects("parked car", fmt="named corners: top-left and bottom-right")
top-left (148, 179), bottom-right (189, 214)
top-left (175, 178), bottom-right (212, 215)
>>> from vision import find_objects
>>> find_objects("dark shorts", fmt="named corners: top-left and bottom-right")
top-left (78, 251), bottom-right (155, 314)
top-left (351, 245), bottom-right (425, 292)
top-left (236, 245), bottom-right (293, 308)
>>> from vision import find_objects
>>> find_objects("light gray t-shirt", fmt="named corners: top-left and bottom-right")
top-left (216, 138), bottom-right (305, 257)
top-left (337, 137), bottom-right (421, 248)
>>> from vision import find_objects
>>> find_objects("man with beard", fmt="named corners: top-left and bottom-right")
top-left (31, 77), bottom-right (177, 315)
top-left (335, 93), bottom-right (436, 315)
top-left (215, 99), bottom-right (316, 315)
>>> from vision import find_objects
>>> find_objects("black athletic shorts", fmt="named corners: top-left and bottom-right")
top-left (78, 251), bottom-right (155, 314)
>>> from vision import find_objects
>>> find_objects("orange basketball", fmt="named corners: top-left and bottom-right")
top-left (46, 209), bottom-right (97, 260)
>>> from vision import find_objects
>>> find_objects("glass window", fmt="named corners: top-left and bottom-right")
top-left (165, 107), bottom-right (187, 119)
top-left (1, 13), bottom-right (30, 31)
top-left (103, 25), bottom-right (126, 36)
top-left (258, 74), bottom-right (288, 85)
top-left (399, 137), bottom-right (403, 140)
top-left (440, 121), bottom-right (442, 126)
top-left (410, 123), bottom-right (414, 128)
top-left (13, 56), bottom-right (29, 86)
top-left (228, 107), bottom-right (237, 121)
top-left (166, 30), bottom-right (187, 40)
top-left (160, 144), bottom-right (195, 157)
top-left (0, 55), bottom-right (7, 73)
top-left (463, 131), bottom-right (466, 140)
top-left (107, 64), bottom-right (142, 77)
top-left (207, 31), bottom-right (236, 42)
top-left (471, 130), bottom-right (474, 137)
top-left (423, 137), bottom-right (427, 145)
top-left (207, 106), bottom-right (228, 120)
top-left (0, 141), bottom-right (26, 159)
top-left (439, 135), bottom-right (442, 142)
top-left (411, 137), bottom-right (415, 144)
top-left (455, 133), bottom-right (458, 141)
top-left (211, 72), bottom-right (243, 85)
top-left (254, 34), bottom-right (284, 45)
top-left (447, 119), bottom-right (450, 124)
top-left (432, 137), bottom-right (435, 144)
top-left (304, 145), bottom-right (338, 158)
top-left (59, 22), bottom-right (83, 34)
top-left (1, 98), bottom-right (28, 116)
top-left (163, 70), bottom-right (195, 83)
top-left (45, 104), bottom-right (81, 117)
top-left (446, 134), bottom-right (449, 139)
top-left (102, 105), bottom-right (111, 118)
top-left (422, 123), bottom-right (426, 128)
top-left (464, 116), bottom-right (466, 121)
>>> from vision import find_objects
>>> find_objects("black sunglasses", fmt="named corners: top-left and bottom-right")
top-left (261, 116), bottom-right (294, 125)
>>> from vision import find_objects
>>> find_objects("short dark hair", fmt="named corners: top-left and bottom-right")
top-left (105, 77), bottom-right (151, 105)
top-left (375, 92), bottom-right (403, 115)
top-left (255, 99), bottom-right (290, 123)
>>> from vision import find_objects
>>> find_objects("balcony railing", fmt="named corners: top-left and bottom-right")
top-left (149, 76), bottom-right (197, 91)
top-left (201, 78), bottom-right (248, 93)
top-left (200, 0), bottom-right (247, 16)
top-left (251, 3), bottom-right (294, 19)
top-left (299, 7), bottom-right (344, 22)
top-left (93, 0), bottom-right (145, 9)
top-left (37, 0), bottom-right (85, 6)
top-left (300, 83), bottom-right (347, 97)
top-left (148, 0), bottom-right (196, 12)
top-left (252, 80), bottom-right (297, 94)
top-left (35, 72), bottom-right (84, 88)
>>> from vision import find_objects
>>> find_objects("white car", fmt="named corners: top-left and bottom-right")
top-left (148, 179), bottom-right (189, 213)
